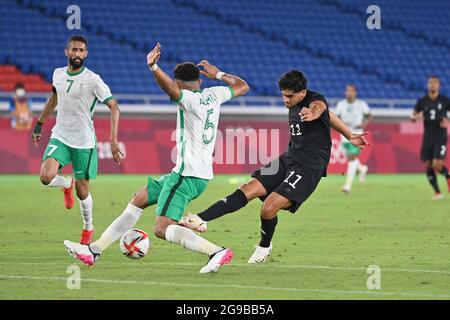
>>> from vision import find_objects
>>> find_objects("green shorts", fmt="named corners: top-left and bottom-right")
top-left (342, 142), bottom-right (361, 157)
top-left (147, 171), bottom-right (209, 222)
top-left (42, 138), bottom-right (98, 180)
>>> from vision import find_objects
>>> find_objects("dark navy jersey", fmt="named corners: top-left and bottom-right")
top-left (286, 90), bottom-right (331, 173)
top-left (414, 94), bottom-right (450, 139)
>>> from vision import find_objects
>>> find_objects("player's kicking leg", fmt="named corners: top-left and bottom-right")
top-left (180, 178), bottom-right (267, 232)
top-left (433, 158), bottom-right (450, 196)
top-left (41, 139), bottom-right (75, 209)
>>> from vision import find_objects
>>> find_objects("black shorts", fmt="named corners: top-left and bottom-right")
top-left (421, 136), bottom-right (447, 161)
top-left (251, 153), bottom-right (324, 213)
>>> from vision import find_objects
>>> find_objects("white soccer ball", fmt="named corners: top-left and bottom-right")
top-left (119, 229), bottom-right (150, 259)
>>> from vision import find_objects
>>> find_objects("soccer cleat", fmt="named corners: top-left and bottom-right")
top-left (64, 240), bottom-right (100, 266)
top-left (199, 248), bottom-right (233, 273)
top-left (179, 213), bottom-right (207, 233)
top-left (432, 193), bottom-right (444, 200)
top-left (248, 243), bottom-right (272, 264)
top-left (359, 165), bottom-right (368, 183)
top-left (80, 229), bottom-right (95, 245)
top-left (62, 177), bottom-right (75, 209)
top-left (341, 186), bottom-right (351, 194)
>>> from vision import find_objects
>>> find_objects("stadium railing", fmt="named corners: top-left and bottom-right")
top-left (0, 92), bottom-right (415, 117)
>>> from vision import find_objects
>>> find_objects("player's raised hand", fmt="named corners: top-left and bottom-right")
top-left (349, 132), bottom-right (370, 149)
top-left (147, 43), bottom-right (161, 67)
top-left (198, 60), bottom-right (220, 79)
top-left (299, 107), bottom-right (314, 121)
top-left (111, 141), bottom-right (125, 165)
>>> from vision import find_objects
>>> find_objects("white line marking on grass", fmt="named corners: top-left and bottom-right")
top-left (1, 262), bottom-right (450, 275)
top-left (0, 274), bottom-right (449, 299)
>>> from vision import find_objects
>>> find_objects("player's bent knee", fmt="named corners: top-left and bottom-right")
top-left (40, 173), bottom-right (55, 185)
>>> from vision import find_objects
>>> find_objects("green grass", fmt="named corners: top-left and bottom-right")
top-left (0, 174), bottom-right (449, 300)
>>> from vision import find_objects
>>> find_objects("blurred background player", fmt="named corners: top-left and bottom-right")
top-left (31, 35), bottom-right (124, 244)
top-left (335, 84), bottom-right (371, 193)
top-left (411, 76), bottom-right (450, 200)
top-left (64, 43), bottom-right (250, 273)
top-left (9, 83), bottom-right (33, 131)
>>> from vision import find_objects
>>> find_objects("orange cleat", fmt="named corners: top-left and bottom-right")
top-left (80, 229), bottom-right (95, 245)
top-left (63, 177), bottom-right (75, 209)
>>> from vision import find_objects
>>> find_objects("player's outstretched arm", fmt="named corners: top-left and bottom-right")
top-left (104, 98), bottom-right (124, 164)
top-left (329, 111), bottom-right (369, 149)
top-left (32, 90), bottom-right (57, 147)
top-left (197, 60), bottom-right (249, 98)
top-left (410, 111), bottom-right (422, 122)
top-left (146, 43), bottom-right (181, 101)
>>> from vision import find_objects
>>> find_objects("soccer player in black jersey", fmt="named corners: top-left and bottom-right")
top-left (411, 76), bottom-right (450, 200)
top-left (180, 70), bottom-right (369, 263)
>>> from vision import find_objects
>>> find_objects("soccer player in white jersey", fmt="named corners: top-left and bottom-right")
top-left (32, 35), bottom-right (124, 245)
top-left (64, 43), bottom-right (250, 273)
top-left (335, 84), bottom-right (371, 193)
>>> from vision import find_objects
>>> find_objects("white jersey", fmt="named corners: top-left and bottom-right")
top-left (335, 98), bottom-right (370, 142)
top-left (172, 86), bottom-right (234, 180)
top-left (51, 66), bottom-right (113, 149)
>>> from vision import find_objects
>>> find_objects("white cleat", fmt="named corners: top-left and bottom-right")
top-left (179, 213), bottom-right (207, 233)
top-left (341, 186), bottom-right (351, 194)
top-left (64, 240), bottom-right (99, 266)
top-left (248, 243), bottom-right (272, 264)
top-left (199, 248), bottom-right (234, 273)
top-left (359, 165), bottom-right (368, 183)
top-left (432, 193), bottom-right (444, 201)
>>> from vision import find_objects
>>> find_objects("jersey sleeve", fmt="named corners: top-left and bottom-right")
top-left (362, 101), bottom-right (371, 115)
top-left (414, 99), bottom-right (423, 113)
top-left (309, 94), bottom-right (328, 110)
top-left (209, 86), bottom-right (234, 105)
top-left (172, 89), bottom-right (198, 112)
top-left (94, 75), bottom-right (113, 104)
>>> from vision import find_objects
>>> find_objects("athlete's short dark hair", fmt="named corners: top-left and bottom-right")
top-left (173, 62), bottom-right (200, 82)
top-left (428, 75), bottom-right (440, 82)
top-left (278, 70), bottom-right (307, 92)
top-left (67, 35), bottom-right (88, 48)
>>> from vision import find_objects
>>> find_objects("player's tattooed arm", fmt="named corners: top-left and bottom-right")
top-left (32, 90), bottom-right (58, 147)
top-left (146, 43), bottom-right (182, 101)
top-left (329, 111), bottom-right (369, 149)
top-left (104, 98), bottom-right (125, 165)
top-left (300, 101), bottom-right (327, 121)
top-left (197, 60), bottom-right (250, 98)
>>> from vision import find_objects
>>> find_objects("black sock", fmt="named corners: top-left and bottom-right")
top-left (440, 166), bottom-right (450, 179)
top-left (259, 216), bottom-right (278, 248)
top-left (427, 168), bottom-right (441, 193)
top-left (197, 189), bottom-right (248, 222)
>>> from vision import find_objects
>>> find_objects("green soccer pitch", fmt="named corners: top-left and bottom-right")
top-left (0, 174), bottom-right (449, 300)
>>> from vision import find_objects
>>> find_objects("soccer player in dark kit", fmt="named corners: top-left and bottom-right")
top-left (411, 76), bottom-right (450, 200)
top-left (180, 70), bottom-right (370, 263)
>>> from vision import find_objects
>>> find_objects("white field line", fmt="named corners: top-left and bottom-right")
top-left (0, 261), bottom-right (449, 275)
top-left (0, 274), bottom-right (449, 299)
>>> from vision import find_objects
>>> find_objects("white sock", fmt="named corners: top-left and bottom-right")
top-left (165, 224), bottom-right (221, 256)
top-left (47, 175), bottom-right (71, 188)
top-left (90, 203), bottom-right (143, 254)
top-left (344, 159), bottom-right (360, 189)
top-left (357, 162), bottom-right (366, 172)
top-left (78, 193), bottom-right (94, 231)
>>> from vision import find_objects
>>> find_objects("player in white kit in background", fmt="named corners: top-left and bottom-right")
top-left (335, 84), bottom-right (372, 193)
top-left (32, 35), bottom-right (124, 245)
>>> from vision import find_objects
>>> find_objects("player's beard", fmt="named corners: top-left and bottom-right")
top-left (69, 56), bottom-right (85, 69)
